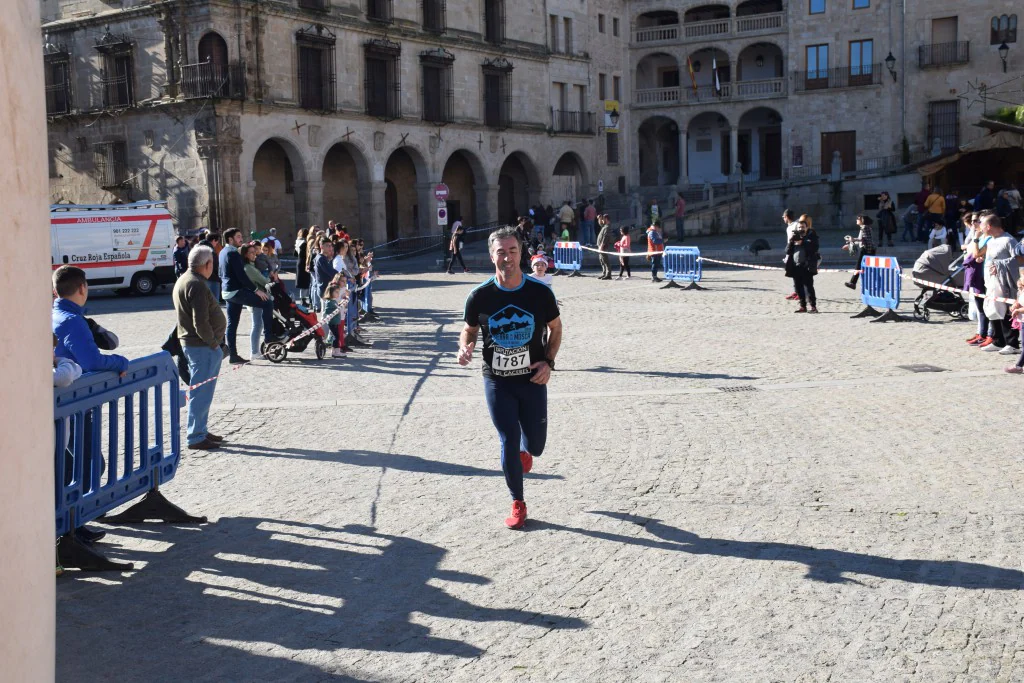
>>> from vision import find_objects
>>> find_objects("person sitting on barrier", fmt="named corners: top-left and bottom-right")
top-left (172, 245), bottom-right (228, 451)
top-left (596, 215), bottom-right (615, 280)
top-left (646, 222), bottom-right (665, 283)
top-left (844, 215), bottom-right (875, 289)
top-left (53, 266), bottom-right (130, 377)
top-left (614, 226), bottom-right (632, 280)
top-left (981, 214), bottom-right (1022, 355)
top-left (786, 216), bottom-right (819, 314)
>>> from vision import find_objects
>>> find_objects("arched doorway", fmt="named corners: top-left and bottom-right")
top-left (552, 152), bottom-right (589, 202)
top-left (736, 42), bottom-right (784, 97)
top-left (738, 107), bottom-right (783, 181)
top-left (638, 116), bottom-right (680, 186)
top-left (442, 150), bottom-right (485, 227)
top-left (686, 112), bottom-right (731, 183)
top-left (322, 142), bottom-right (368, 235)
top-left (252, 139), bottom-right (302, 242)
top-left (497, 152), bottom-right (540, 224)
top-left (197, 32), bottom-right (228, 67)
top-left (384, 148), bottom-right (420, 239)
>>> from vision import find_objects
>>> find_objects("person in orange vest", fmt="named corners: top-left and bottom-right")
top-left (646, 222), bottom-right (665, 282)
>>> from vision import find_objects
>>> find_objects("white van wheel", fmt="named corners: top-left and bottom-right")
top-left (131, 272), bottom-right (156, 295)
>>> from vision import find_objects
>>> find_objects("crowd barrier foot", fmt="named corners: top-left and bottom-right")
top-left (680, 281), bottom-right (707, 291)
top-left (104, 490), bottom-right (208, 525)
top-left (566, 271), bottom-right (585, 278)
top-left (851, 306), bottom-right (883, 319)
top-left (57, 531), bottom-right (134, 572)
top-left (869, 309), bottom-right (906, 323)
top-left (660, 280), bottom-right (684, 289)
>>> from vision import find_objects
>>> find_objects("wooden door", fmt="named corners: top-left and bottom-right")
top-left (821, 131), bottom-right (855, 173)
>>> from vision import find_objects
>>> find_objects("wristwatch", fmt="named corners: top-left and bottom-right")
top-left (545, 358), bottom-right (556, 370)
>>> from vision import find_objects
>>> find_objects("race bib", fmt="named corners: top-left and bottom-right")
top-left (491, 344), bottom-right (531, 377)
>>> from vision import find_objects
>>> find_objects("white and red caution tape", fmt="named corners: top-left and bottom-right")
top-left (907, 275), bottom-right (1017, 305)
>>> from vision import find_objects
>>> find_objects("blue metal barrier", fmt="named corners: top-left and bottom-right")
top-left (661, 246), bottom-right (706, 290)
top-left (856, 255), bottom-right (904, 322)
top-left (553, 241), bottom-right (585, 277)
top-left (55, 352), bottom-right (205, 571)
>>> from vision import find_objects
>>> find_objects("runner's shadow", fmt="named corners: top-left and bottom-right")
top-left (220, 444), bottom-right (563, 480)
top-left (58, 518), bottom-right (586, 680)
top-left (528, 512), bottom-right (1024, 590)
top-left (565, 366), bottom-right (759, 381)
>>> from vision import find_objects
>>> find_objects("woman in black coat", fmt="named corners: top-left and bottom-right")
top-left (295, 228), bottom-right (311, 305)
top-left (785, 214), bottom-right (820, 313)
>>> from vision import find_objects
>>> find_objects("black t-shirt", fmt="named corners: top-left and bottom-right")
top-left (464, 276), bottom-right (560, 380)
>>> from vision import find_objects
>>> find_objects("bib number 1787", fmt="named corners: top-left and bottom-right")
top-left (491, 345), bottom-right (531, 377)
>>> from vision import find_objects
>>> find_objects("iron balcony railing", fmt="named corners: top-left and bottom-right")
top-left (45, 81), bottom-right (73, 115)
top-left (550, 109), bottom-right (596, 134)
top-left (179, 61), bottom-right (246, 100)
top-left (634, 78), bottom-right (786, 107)
top-left (632, 12), bottom-right (784, 44)
top-left (919, 41), bottom-right (970, 68)
top-left (792, 63), bottom-right (881, 92)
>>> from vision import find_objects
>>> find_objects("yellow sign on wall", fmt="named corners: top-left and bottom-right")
top-left (604, 100), bottom-right (620, 133)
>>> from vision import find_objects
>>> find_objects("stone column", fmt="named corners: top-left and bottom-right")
top-left (246, 180), bottom-right (258, 234)
top-left (415, 181), bottom-right (438, 235)
top-left (217, 142), bottom-right (244, 229)
top-left (361, 181), bottom-right (388, 245)
top-left (0, 1), bottom-right (57, 678)
top-left (197, 141), bottom-right (222, 232)
top-left (678, 130), bottom-right (688, 186)
top-left (475, 183), bottom-right (500, 226)
top-left (730, 128), bottom-right (739, 179)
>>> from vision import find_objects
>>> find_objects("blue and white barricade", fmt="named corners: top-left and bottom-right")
top-left (856, 255), bottom-right (903, 322)
top-left (54, 352), bottom-right (205, 570)
top-left (553, 241), bottom-right (585, 277)
top-left (661, 246), bottom-right (706, 290)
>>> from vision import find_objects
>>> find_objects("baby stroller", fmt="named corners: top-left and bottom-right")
top-left (261, 281), bottom-right (328, 362)
top-left (911, 245), bottom-right (968, 322)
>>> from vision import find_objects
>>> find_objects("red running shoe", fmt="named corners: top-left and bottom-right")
top-left (795, 307), bottom-right (807, 313)
top-left (505, 501), bottom-right (527, 530)
top-left (785, 293), bottom-right (799, 300)
top-left (520, 450), bottom-right (533, 474)
top-left (977, 337), bottom-right (995, 348)
top-left (965, 334), bottom-right (981, 344)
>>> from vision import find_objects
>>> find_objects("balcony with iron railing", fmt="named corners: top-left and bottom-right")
top-left (45, 81), bottom-right (73, 116)
top-left (919, 41), bottom-right (970, 68)
top-left (179, 61), bottom-right (246, 100)
top-left (792, 64), bottom-right (881, 92)
top-left (631, 12), bottom-right (785, 45)
top-left (550, 109), bottom-right (596, 134)
top-left (633, 77), bottom-right (786, 107)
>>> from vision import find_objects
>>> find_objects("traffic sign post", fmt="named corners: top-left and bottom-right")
top-left (434, 183), bottom-right (449, 202)
top-left (437, 204), bottom-right (448, 226)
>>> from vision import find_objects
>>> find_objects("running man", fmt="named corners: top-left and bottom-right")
top-left (458, 226), bottom-right (562, 529)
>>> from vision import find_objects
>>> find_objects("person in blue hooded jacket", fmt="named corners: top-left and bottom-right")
top-left (52, 266), bottom-right (129, 375)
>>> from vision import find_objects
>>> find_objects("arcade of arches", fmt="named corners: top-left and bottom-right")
top-left (384, 148), bottom-right (419, 242)
top-left (252, 139), bottom-right (300, 241)
top-left (441, 151), bottom-right (479, 228)
top-left (322, 143), bottom-right (363, 232)
top-left (498, 153), bottom-right (539, 225)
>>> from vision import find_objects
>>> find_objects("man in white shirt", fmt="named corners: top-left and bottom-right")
top-left (783, 209), bottom-right (801, 300)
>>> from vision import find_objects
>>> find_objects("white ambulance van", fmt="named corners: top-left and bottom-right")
top-left (50, 201), bottom-right (177, 295)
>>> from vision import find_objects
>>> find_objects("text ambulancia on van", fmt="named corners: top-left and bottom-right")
top-left (51, 201), bottom-right (176, 295)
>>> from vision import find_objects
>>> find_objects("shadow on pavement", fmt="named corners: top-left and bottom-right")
top-left (58, 518), bottom-right (586, 681)
top-left (529, 511), bottom-right (1024, 590)
top-left (223, 444), bottom-right (563, 481)
top-left (562, 366), bottom-right (759, 381)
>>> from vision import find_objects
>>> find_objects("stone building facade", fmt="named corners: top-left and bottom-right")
top-left (41, 0), bottom-right (628, 244)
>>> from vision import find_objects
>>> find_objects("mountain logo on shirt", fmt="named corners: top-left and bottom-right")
top-left (488, 305), bottom-right (535, 348)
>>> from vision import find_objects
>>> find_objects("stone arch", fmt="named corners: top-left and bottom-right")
top-left (686, 111), bottom-right (733, 184)
top-left (441, 148), bottom-right (487, 227)
top-left (496, 151), bottom-right (541, 225)
top-left (383, 146), bottom-right (429, 240)
top-left (684, 4), bottom-right (731, 22)
top-left (321, 141), bottom-right (372, 234)
top-left (737, 106), bottom-right (783, 180)
top-left (736, 0), bottom-right (783, 16)
top-left (736, 41), bottom-right (785, 82)
top-left (251, 137), bottom-right (309, 244)
top-left (638, 115), bottom-right (681, 186)
top-left (686, 47), bottom-right (733, 95)
top-left (197, 31), bottom-right (229, 66)
top-left (551, 151), bottom-right (590, 203)
top-left (635, 51), bottom-right (681, 92)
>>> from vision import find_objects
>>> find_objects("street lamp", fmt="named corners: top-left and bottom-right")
top-left (998, 42), bottom-right (1010, 72)
top-left (609, 108), bottom-right (620, 128)
top-left (884, 52), bottom-right (897, 82)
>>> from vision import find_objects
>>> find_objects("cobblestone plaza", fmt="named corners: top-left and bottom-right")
top-left (60, 269), bottom-right (1024, 682)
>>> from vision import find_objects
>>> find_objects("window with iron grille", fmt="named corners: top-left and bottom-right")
top-left (482, 58), bottom-right (512, 129)
top-left (95, 30), bottom-right (135, 110)
top-left (298, 0), bottom-right (329, 12)
top-left (606, 132), bottom-right (619, 165)
top-left (928, 100), bottom-right (960, 152)
top-left (365, 39), bottom-right (402, 120)
top-left (613, 75), bottom-right (621, 101)
top-left (421, 48), bottom-right (454, 123)
top-left (297, 25), bottom-right (337, 112)
top-left (44, 48), bottom-right (73, 116)
top-left (484, 0), bottom-right (505, 44)
top-left (368, 0), bottom-right (393, 23)
top-left (94, 141), bottom-right (128, 188)
top-left (991, 15), bottom-right (1018, 44)
top-left (423, 0), bottom-right (446, 33)
top-left (598, 73), bottom-right (606, 100)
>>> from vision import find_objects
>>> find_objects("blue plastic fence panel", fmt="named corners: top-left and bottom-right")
top-left (859, 255), bottom-right (902, 310)
top-left (663, 246), bottom-right (702, 283)
top-left (53, 352), bottom-right (181, 537)
top-left (553, 241), bottom-right (583, 272)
